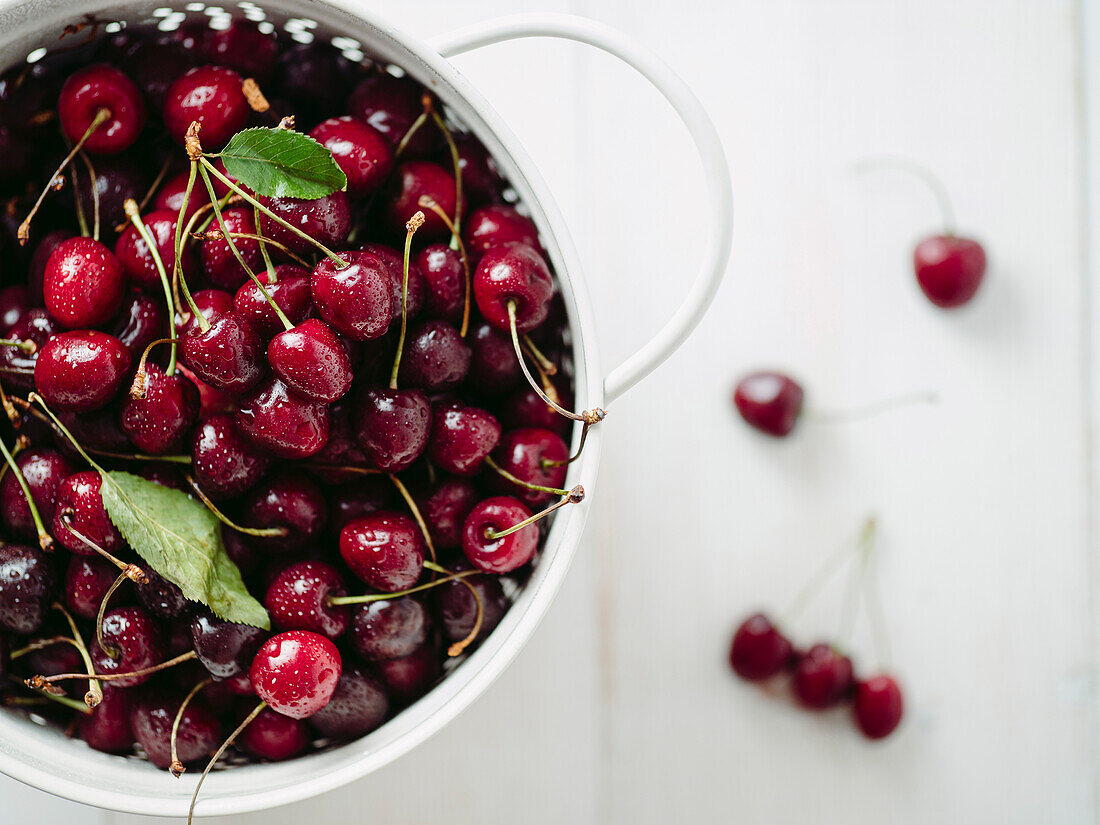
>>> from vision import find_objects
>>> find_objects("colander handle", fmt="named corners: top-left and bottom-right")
top-left (431, 14), bottom-right (733, 404)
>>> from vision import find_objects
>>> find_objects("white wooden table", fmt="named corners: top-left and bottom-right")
top-left (4, 0), bottom-right (1096, 822)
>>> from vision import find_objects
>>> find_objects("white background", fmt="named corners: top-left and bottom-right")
top-left (4, 0), bottom-right (1099, 822)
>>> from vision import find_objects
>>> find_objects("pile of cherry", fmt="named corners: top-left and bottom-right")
top-left (0, 15), bottom-right (597, 814)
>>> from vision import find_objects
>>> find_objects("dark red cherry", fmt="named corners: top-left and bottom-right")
top-left (792, 644), bottom-right (854, 709)
top-left (198, 21), bottom-right (278, 80)
top-left (242, 474), bottom-right (327, 552)
top-left (385, 161), bottom-right (458, 240)
top-left (154, 170), bottom-right (202, 221)
top-left (268, 319), bottom-right (353, 403)
top-left (427, 402), bottom-right (501, 476)
top-left (461, 496), bottom-right (537, 573)
top-left (276, 43), bottom-right (351, 117)
top-left (35, 330), bottom-right (131, 412)
top-left (350, 597), bottom-right (430, 665)
top-left (853, 674), bottom-right (904, 739)
top-left (463, 205), bottom-right (538, 256)
top-left (135, 569), bottom-right (189, 620)
top-left (733, 372), bottom-right (804, 437)
top-left (417, 478), bottom-right (479, 551)
top-left (489, 428), bottom-right (568, 507)
top-left (310, 116), bottom-right (393, 196)
top-left (417, 243), bottom-right (464, 322)
top-left (78, 686), bottom-right (134, 754)
top-left (64, 554), bottom-right (123, 620)
top-left (190, 412), bottom-right (269, 501)
top-left (265, 560), bottom-right (349, 640)
top-left (0, 308), bottom-right (57, 390)
top-left (164, 65), bottom-right (248, 149)
top-left (58, 64), bottom-right (146, 154)
top-left (235, 377), bottom-right (330, 459)
top-left (91, 606), bottom-right (165, 688)
top-left (53, 406), bottom-right (131, 458)
top-left (328, 478), bottom-right (392, 536)
top-left (1, 448), bottom-right (75, 542)
top-left (311, 251), bottom-right (392, 341)
top-left (181, 310), bottom-right (264, 393)
top-left (502, 383), bottom-right (572, 439)
top-left (43, 237), bottom-right (126, 328)
top-left (233, 265), bottom-right (312, 339)
top-left (201, 206), bottom-right (263, 291)
top-left (467, 322), bottom-right (521, 396)
top-left (432, 559), bottom-right (509, 647)
top-left (728, 613), bottom-right (794, 681)
top-left (398, 320), bottom-right (470, 392)
top-left (28, 231), bottom-right (71, 306)
top-left (258, 192), bottom-right (351, 257)
top-left (307, 401), bottom-right (370, 484)
top-left (360, 242), bottom-right (425, 322)
top-left (52, 470), bottom-right (124, 555)
top-left (120, 364), bottom-right (200, 454)
top-left (352, 385), bottom-right (431, 473)
top-left (239, 707), bottom-right (310, 761)
top-left (473, 243), bottom-right (553, 334)
top-left (73, 156), bottom-right (149, 235)
top-left (913, 235), bottom-right (986, 308)
top-left (347, 72), bottom-right (436, 156)
top-left (0, 543), bottom-right (56, 634)
top-left (128, 39), bottom-right (195, 111)
top-left (115, 209), bottom-right (195, 292)
top-left (249, 630), bottom-right (342, 719)
top-left (110, 290), bottom-right (168, 366)
top-left (308, 667), bottom-right (389, 739)
top-left (130, 689), bottom-right (221, 769)
top-left (26, 637), bottom-right (81, 679)
top-left (190, 611), bottom-right (266, 680)
top-left (0, 285), bottom-right (29, 331)
top-left (374, 639), bottom-right (440, 704)
top-left (451, 135), bottom-right (502, 207)
top-left (177, 288), bottom-right (234, 338)
top-left (339, 512), bottom-right (424, 592)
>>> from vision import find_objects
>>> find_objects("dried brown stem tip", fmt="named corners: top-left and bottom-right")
top-left (568, 485), bottom-right (585, 504)
top-left (242, 78), bottom-right (270, 113)
top-left (185, 122), bottom-right (203, 161)
top-left (277, 115), bottom-right (295, 131)
top-left (170, 760), bottom-right (186, 778)
top-left (124, 563), bottom-right (148, 585)
top-left (406, 211), bottom-right (425, 232)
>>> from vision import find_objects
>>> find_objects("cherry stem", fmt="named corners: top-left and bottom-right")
top-left (94, 569), bottom-right (132, 660)
top-left (173, 161), bottom-right (205, 329)
top-left (507, 301), bottom-right (606, 426)
top-left (253, 206), bottom-right (278, 279)
top-left (328, 569), bottom-right (481, 606)
top-left (69, 161), bottom-right (90, 239)
top-left (483, 455), bottom-right (571, 497)
top-left (808, 391), bottom-right (938, 425)
top-left (543, 421), bottom-right (590, 468)
top-left (196, 229), bottom-right (310, 273)
top-left (389, 212), bottom-right (425, 389)
top-left (129, 337), bottom-right (180, 398)
top-left (387, 472), bottom-right (436, 564)
top-left (836, 522), bottom-right (876, 651)
top-left (16, 679), bottom-right (93, 714)
top-left (10, 635), bottom-right (79, 660)
top-left (418, 196), bottom-right (472, 337)
top-left (201, 158), bottom-right (349, 268)
top-left (125, 200), bottom-right (178, 375)
top-left (521, 336), bottom-right (557, 376)
top-left (170, 677), bottom-right (211, 777)
top-left (853, 155), bottom-right (957, 236)
top-left (426, 102), bottom-right (463, 247)
top-left (0, 435), bottom-right (52, 551)
top-left (59, 510), bottom-right (146, 581)
top-left (77, 151), bottom-right (100, 242)
top-left (18, 107), bottom-right (111, 245)
top-left (33, 650), bottom-right (198, 687)
top-left (187, 700), bottom-right (267, 825)
top-left (184, 474), bottom-right (288, 537)
top-left (0, 434), bottom-right (27, 486)
top-left (0, 338), bottom-right (36, 354)
top-left (448, 576), bottom-right (483, 657)
top-left (484, 485), bottom-right (585, 541)
top-left (779, 516), bottom-right (877, 628)
top-left (53, 603), bottom-right (102, 708)
top-left (0, 377), bottom-right (22, 427)
top-left (395, 110), bottom-right (429, 158)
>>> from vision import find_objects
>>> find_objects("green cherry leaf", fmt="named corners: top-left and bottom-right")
top-left (218, 127), bottom-right (348, 199)
top-left (99, 470), bottom-right (270, 629)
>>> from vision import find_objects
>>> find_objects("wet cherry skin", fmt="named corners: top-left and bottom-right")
top-left (238, 707), bottom-right (311, 761)
top-left (461, 496), bottom-right (538, 574)
top-left (1, 448), bottom-right (75, 542)
top-left (58, 64), bottom-right (146, 154)
top-left (0, 543), bottom-right (56, 634)
top-left (90, 606), bottom-right (165, 688)
top-left (463, 205), bottom-right (539, 256)
top-left (308, 667), bottom-right (389, 739)
top-left (267, 319), bottom-right (353, 403)
top-left (235, 377), bottom-right (330, 459)
top-left (311, 251), bottom-right (393, 341)
top-left (489, 427), bottom-right (568, 507)
top-left (309, 116), bottom-right (394, 197)
top-left (34, 330), bottom-right (132, 412)
top-left (130, 688), bottom-right (221, 769)
top-left (163, 65), bottom-right (248, 149)
top-left (120, 363), bottom-right (201, 455)
top-left (43, 238), bottom-right (126, 329)
top-left (190, 412), bottom-right (270, 501)
top-left (190, 611), bottom-right (267, 680)
top-left (473, 243), bottom-right (554, 334)
top-left (51, 470), bottom-right (125, 555)
top-left (347, 597), bottom-right (430, 661)
top-left (264, 560), bottom-right (349, 640)
top-left (249, 630), bottom-right (342, 719)
top-left (427, 401), bottom-right (501, 476)
top-left (353, 385), bottom-right (431, 473)
top-left (339, 512), bottom-right (424, 592)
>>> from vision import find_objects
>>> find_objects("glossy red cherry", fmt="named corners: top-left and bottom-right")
top-left (35, 330), bottom-right (132, 412)
top-left (417, 243), bottom-right (464, 321)
top-left (91, 606), bottom-right (165, 688)
top-left (0, 448), bottom-right (74, 543)
top-left (265, 560), bottom-right (349, 640)
top-left (238, 707), bottom-right (310, 761)
top-left (164, 65), bottom-right (248, 149)
top-left (489, 428), bottom-right (568, 506)
top-left (463, 205), bottom-right (539, 256)
top-left (385, 161), bottom-right (459, 240)
top-left (235, 377), bottom-right (330, 459)
top-left (427, 401), bottom-right (501, 476)
top-left (242, 474), bottom-right (327, 553)
top-left (728, 613), bottom-right (794, 681)
top-left (115, 209), bottom-right (195, 291)
top-left (43, 237), bottom-right (126, 328)
top-left (792, 643), bottom-right (854, 709)
top-left (451, 134), bottom-right (502, 207)
top-left (190, 412), bottom-right (270, 501)
top-left (120, 364), bottom-right (200, 454)
top-left (339, 512), bottom-right (424, 592)
top-left (398, 320), bottom-right (470, 392)
top-left (130, 689), bottom-right (221, 769)
top-left (347, 71), bottom-right (436, 156)
top-left (201, 206), bottom-right (263, 291)
top-left (467, 322), bottom-right (521, 396)
top-left (51, 470), bottom-right (124, 555)
top-left (310, 116), bottom-right (393, 196)
top-left (461, 496), bottom-right (538, 573)
top-left (308, 667), bottom-right (389, 740)
top-left (181, 310), bottom-right (264, 393)
top-left (58, 64), bottom-right (146, 154)
top-left (417, 477), bottom-right (479, 550)
top-left (360, 242), bottom-right (425, 322)
top-left (177, 288), bottom-right (234, 338)
top-left (348, 597), bottom-right (429, 661)
top-left (267, 319), bottom-right (353, 403)
top-left (733, 372), bottom-right (803, 437)
top-left (432, 559), bottom-right (509, 647)
top-left (0, 543), bottom-right (56, 634)
top-left (234, 265), bottom-right (312, 340)
top-left (154, 170), bottom-right (202, 221)
top-left (249, 630), bottom-right (341, 719)
top-left (311, 251), bottom-right (392, 341)
top-left (258, 192), bottom-right (351, 256)
top-left (190, 611), bottom-right (267, 680)
top-left (473, 243), bottom-right (553, 334)
top-left (853, 674), bottom-right (904, 739)
top-left (913, 235), bottom-right (986, 308)
top-left (78, 686), bottom-right (134, 754)
top-left (64, 555), bottom-right (122, 620)
top-left (0, 308), bottom-right (57, 390)
top-left (110, 291), bottom-right (168, 366)
top-left (72, 156), bottom-right (149, 233)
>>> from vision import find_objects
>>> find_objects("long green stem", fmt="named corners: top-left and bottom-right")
top-left (184, 474), bottom-right (288, 537)
top-left (483, 487), bottom-right (584, 541)
top-left (54, 603), bottom-right (102, 708)
top-left (125, 200), bottom-right (178, 374)
top-left (173, 162), bottom-right (204, 327)
top-left (389, 212), bottom-right (424, 388)
top-left (328, 569), bottom-right (480, 606)
top-left (388, 472), bottom-right (435, 563)
top-left (428, 108), bottom-right (463, 247)
top-left (0, 338), bottom-right (36, 353)
top-left (483, 455), bottom-right (571, 497)
top-left (0, 436), bottom-right (51, 551)
top-left (188, 701), bottom-right (266, 824)
top-left (77, 151), bottom-right (100, 242)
